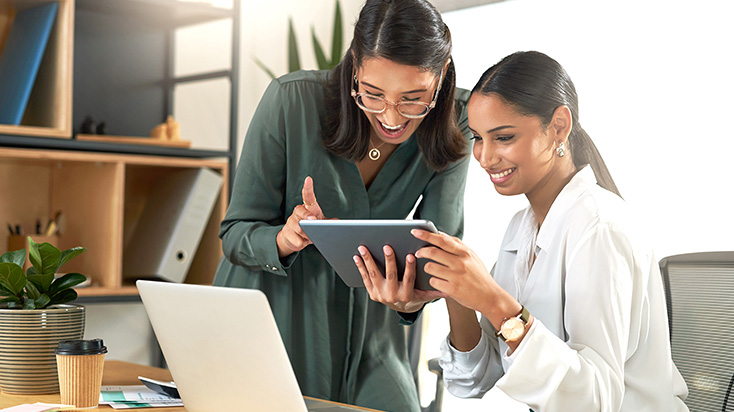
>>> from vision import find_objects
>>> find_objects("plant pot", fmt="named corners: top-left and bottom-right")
top-left (0, 304), bottom-right (85, 395)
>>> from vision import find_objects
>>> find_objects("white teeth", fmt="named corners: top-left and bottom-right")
top-left (490, 169), bottom-right (514, 179)
top-left (381, 122), bottom-right (403, 131)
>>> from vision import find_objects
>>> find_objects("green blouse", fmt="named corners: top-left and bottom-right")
top-left (214, 70), bottom-right (471, 412)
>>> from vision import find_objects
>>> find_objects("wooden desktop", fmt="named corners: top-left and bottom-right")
top-left (0, 360), bottom-right (380, 411)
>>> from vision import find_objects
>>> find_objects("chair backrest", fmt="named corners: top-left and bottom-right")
top-left (659, 251), bottom-right (734, 412)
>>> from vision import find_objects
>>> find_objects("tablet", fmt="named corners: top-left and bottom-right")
top-left (299, 219), bottom-right (438, 290)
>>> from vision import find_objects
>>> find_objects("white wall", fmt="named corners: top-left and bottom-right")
top-left (425, 1), bottom-right (734, 411)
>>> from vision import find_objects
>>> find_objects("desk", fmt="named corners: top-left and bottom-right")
top-left (0, 360), bottom-right (380, 411)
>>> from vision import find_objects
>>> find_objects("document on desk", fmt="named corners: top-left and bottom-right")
top-left (99, 385), bottom-right (184, 409)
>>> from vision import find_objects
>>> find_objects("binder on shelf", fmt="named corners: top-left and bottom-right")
top-left (0, 2), bottom-right (58, 125)
top-left (123, 168), bottom-right (223, 283)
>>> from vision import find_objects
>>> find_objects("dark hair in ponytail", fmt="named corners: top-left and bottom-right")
top-left (322, 0), bottom-right (467, 171)
top-left (471, 51), bottom-right (621, 197)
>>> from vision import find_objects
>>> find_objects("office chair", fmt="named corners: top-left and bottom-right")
top-left (407, 313), bottom-right (444, 412)
top-left (659, 251), bottom-right (734, 412)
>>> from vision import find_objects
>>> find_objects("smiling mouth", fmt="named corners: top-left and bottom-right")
top-left (489, 168), bottom-right (516, 180)
top-left (379, 121), bottom-right (408, 137)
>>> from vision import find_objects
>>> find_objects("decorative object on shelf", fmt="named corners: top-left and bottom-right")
top-left (0, 237), bottom-right (88, 394)
top-left (80, 115), bottom-right (96, 134)
top-left (254, 0), bottom-right (343, 78)
top-left (151, 115), bottom-right (182, 141)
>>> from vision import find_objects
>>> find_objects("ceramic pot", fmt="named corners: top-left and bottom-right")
top-left (0, 304), bottom-right (85, 394)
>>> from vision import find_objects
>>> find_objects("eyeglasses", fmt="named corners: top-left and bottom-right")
top-left (351, 67), bottom-right (445, 119)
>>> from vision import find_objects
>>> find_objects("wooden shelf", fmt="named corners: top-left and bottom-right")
top-left (0, 147), bottom-right (229, 297)
top-left (0, 0), bottom-right (239, 299)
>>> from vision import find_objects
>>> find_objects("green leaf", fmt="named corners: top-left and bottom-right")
top-left (252, 56), bottom-right (277, 79)
top-left (311, 27), bottom-right (328, 70)
top-left (23, 298), bottom-right (35, 310)
top-left (48, 273), bottom-right (87, 296)
top-left (0, 249), bottom-right (26, 267)
top-left (27, 273), bottom-right (54, 293)
top-left (34, 294), bottom-right (51, 309)
top-left (49, 289), bottom-right (77, 306)
top-left (0, 262), bottom-right (26, 295)
top-left (287, 18), bottom-right (301, 73)
top-left (0, 296), bottom-right (20, 305)
top-left (57, 247), bottom-right (86, 273)
top-left (25, 280), bottom-right (41, 300)
top-left (0, 282), bottom-right (15, 297)
top-left (330, 0), bottom-right (343, 67)
top-left (28, 237), bottom-right (61, 276)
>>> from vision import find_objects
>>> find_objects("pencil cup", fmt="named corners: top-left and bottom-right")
top-left (55, 339), bottom-right (108, 408)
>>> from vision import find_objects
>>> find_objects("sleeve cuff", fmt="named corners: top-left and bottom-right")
top-left (249, 224), bottom-right (297, 276)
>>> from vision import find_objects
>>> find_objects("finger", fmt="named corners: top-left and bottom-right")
top-left (354, 255), bottom-right (375, 291)
top-left (358, 245), bottom-right (383, 285)
top-left (412, 229), bottom-right (463, 254)
top-left (401, 253), bottom-right (418, 290)
top-left (414, 246), bottom-right (456, 270)
top-left (301, 176), bottom-right (325, 218)
top-left (383, 245), bottom-right (398, 282)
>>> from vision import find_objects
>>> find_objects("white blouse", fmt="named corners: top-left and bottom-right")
top-left (439, 166), bottom-right (689, 411)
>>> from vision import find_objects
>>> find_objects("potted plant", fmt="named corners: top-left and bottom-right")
top-left (0, 236), bottom-right (88, 395)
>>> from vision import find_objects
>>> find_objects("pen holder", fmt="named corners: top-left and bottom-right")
top-left (7, 235), bottom-right (59, 270)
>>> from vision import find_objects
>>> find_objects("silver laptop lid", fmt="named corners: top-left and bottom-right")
top-left (137, 280), bottom-right (308, 412)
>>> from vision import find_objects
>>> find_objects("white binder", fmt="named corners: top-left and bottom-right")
top-left (123, 167), bottom-right (222, 283)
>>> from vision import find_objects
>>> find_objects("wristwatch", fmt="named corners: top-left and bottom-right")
top-left (495, 306), bottom-right (531, 342)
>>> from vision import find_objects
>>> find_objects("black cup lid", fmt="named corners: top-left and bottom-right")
top-left (55, 338), bottom-right (108, 355)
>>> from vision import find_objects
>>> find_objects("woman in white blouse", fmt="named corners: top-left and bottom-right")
top-left (354, 51), bottom-right (689, 411)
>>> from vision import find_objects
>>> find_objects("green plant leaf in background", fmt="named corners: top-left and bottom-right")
top-left (287, 18), bottom-right (302, 73)
top-left (330, 0), bottom-right (343, 67)
top-left (57, 247), bottom-right (86, 273)
top-left (254, 0), bottom-right (343, 78)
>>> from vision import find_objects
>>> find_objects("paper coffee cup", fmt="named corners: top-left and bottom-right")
top-left (55, 339), bottom-right (108, 408)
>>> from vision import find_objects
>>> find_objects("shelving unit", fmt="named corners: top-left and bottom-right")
top-left (0, 0), bottom-right (240, 297)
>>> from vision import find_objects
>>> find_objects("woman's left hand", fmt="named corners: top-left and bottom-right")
top-left (354, 244), bottom-right (444, 313)
top-left (412, 229), bottom-right (497, 314)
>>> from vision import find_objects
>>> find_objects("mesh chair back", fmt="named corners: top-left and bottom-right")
top-left (660, 252), bottom-right (734, 412)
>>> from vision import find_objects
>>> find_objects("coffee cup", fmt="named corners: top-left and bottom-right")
top-left (55, 339), bottom-right (108, 408)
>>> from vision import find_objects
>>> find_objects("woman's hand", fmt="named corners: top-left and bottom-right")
top-left (354, 244), bottom-right (444, 313)
top-left (276, 176), bottom-right (326, 258)
top-left (412, 229), bottom-right (498, 314)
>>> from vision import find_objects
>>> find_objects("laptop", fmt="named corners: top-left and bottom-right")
top-left (136, 280), bottom-right (373, 412)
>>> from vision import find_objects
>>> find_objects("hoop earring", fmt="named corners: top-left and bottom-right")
top-left (556, 141), bottom-right (566, 158)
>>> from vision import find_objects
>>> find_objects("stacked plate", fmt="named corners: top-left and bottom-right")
top-left (0, 304), bottom-right (85, 395)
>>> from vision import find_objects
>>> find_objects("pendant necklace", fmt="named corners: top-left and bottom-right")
top-left (369, 139), bottom-right (387, 161)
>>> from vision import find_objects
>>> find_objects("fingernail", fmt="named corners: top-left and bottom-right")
top-left (353, 255), bottom-right (360, 264)
top-left (411, 229), bottom-right (422, 237)
top-left (308, 216), bottom-right (317, 220)
top-left (406, 254), bottom-right (415, 263)
top-left (383, 245), bottom-right (392, 255)
top-left (358, 246), bottom-right (367, 255)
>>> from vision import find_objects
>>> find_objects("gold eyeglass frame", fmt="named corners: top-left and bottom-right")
top-left (350, 64), bottom-right (446, 119)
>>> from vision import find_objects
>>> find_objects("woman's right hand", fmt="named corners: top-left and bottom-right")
top-left (276, 176), bottom-right (326, 257)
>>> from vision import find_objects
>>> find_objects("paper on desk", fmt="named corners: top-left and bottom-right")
top-left (0, 404), bottom-right (72, 412)
top-left (99, 385), bottom-right (183, 409)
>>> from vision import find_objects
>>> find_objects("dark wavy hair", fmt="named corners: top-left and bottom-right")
top-left (322, 0), bottom-right (467, 171)
top-left (472, 51), bottom-right (621, 197)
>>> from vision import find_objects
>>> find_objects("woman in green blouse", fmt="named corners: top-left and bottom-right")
top-left (213, 1), bottom-right (471, 410)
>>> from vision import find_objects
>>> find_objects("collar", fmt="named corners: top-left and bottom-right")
top-left (503, 165), bottom-right (596, 252)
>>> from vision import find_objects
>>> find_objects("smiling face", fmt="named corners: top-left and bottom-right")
top-left (468, 93), bottom-right (574, 207)
top-left (354, 57), bottom-right (441, 145)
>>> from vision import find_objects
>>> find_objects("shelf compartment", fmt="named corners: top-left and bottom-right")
top-left (0, 0), bottom-right (74, 138)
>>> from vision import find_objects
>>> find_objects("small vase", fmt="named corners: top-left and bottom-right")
top-left (0, 304), bottom-right (85, 394)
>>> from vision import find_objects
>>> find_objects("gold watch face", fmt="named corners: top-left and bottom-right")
top-left (501, 317), bottom-right (526, 341)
